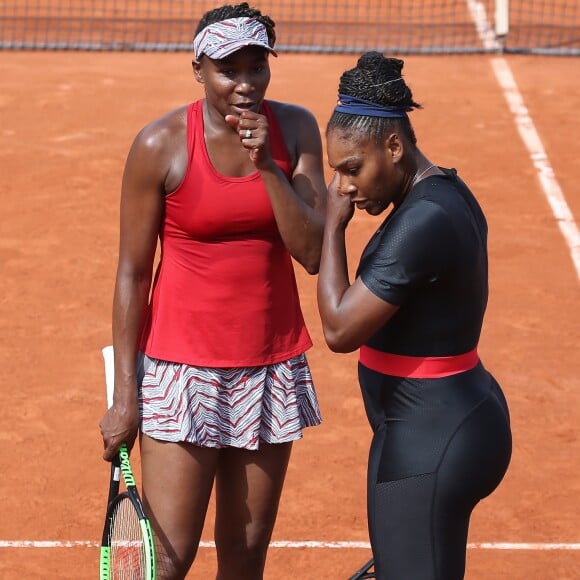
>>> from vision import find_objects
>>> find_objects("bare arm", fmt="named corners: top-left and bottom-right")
top-left (317, 174), bottom-right (399, 352)
top-left (226, 104), bottom-right (327, 274)
top-left (99, 118), bottom-right (177, 460)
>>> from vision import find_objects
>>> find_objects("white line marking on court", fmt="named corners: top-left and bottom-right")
top-left (465, 0), bottom-right (503, 51)
top-left (1, 540), bottom-right (579, 550)
top-left (0, 541), bottom-right (100, 548)
top-left (490, 57), bottom-right (580, 280)
top-left (466, 0), bottom-right (580, 281)
top-left (469, 542), bottom-right (580, 551)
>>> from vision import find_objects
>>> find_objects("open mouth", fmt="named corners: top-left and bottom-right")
top-left (232, 102), bottom-right (255, 112)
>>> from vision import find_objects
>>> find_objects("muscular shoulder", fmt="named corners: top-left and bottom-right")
top-left (133, 105), bottom-right (188, 156)
top-left (267, 100), bottom-right (322, 167)
top-left (127, 105), bottom-right (189, 192)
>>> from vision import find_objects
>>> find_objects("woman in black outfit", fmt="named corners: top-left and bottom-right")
top-left (317, 52), bottom-right (512, 580)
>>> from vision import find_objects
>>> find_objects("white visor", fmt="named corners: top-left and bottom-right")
top-left (193, 16), bottom-right (277, 60)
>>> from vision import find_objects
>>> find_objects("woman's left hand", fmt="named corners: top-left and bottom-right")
top-left (225, 111), bottom-right (272, 168)
top-left (326, 172), bottom-right (355, 227)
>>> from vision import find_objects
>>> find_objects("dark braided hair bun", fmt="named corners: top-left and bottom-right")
top-left (339, 51), bottom-right (421, 111)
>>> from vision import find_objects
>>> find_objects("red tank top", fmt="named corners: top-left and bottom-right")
top-left (140, 99), bottom-right (312, 367)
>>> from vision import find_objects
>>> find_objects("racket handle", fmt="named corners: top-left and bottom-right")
top-left (106, 453), bottom-right (122, 507)
top-left (349, 557), bottom-right (375, 580)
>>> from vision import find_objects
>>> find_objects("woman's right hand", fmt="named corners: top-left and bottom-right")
top-left (326, 172), bottom-right (355, 227)
top-left (99, 394), bottom-right (140, 461)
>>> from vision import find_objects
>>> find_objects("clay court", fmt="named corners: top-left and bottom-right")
top-left (0, 2), bottom-right (579, 579)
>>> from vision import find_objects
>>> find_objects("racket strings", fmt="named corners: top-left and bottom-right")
top-left (109, 496), bottom-right (146, 579)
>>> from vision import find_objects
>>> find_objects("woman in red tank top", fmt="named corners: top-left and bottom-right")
top-left (98, 3), bottom-right (327, 578)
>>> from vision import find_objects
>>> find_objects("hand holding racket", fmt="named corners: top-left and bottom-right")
top-left (99, 346), bottom-right (139, 461)
top-left (99, 346), bottom-right (156, 580)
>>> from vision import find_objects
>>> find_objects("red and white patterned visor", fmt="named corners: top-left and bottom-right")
top-left (193, 16), bottom-right (277, 60)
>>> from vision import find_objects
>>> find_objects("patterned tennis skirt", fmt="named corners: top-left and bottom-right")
top-left (137, 353), bottom-right (322, 450)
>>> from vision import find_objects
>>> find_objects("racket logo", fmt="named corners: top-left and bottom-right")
top-left (119, 445), bottom-right (137, 488)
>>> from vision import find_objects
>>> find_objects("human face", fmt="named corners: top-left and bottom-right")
top-left (193, 46), bottom-right (271, 118)
top-left (327, 128), bottom-right (402, 215)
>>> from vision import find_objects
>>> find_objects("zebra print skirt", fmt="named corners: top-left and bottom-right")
top-left (137, 353), bottom-right (322, 450)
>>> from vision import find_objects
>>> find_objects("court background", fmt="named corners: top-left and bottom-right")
top-left (0, 5), bottom-right (579, 580)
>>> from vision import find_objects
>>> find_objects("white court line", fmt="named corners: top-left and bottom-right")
top-left (466, 0), bottom-right (580, 280)
top-left (465, 0), bottom-right (503, 51)
top-left (490, 58), bottom-right (580, 280)
top-left (1, 540), bottom-right (579, 550)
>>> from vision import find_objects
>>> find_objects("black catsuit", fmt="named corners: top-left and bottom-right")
top-left (356, 168), bottom-right (512, 580)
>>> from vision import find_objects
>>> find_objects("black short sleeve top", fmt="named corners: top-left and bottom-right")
top-left (357, 168), bottom-right (489, 356)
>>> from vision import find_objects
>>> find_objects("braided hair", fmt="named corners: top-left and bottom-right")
top-left (195, 2), bottom-right (276, 49)
top-left (327, 52), bottom-right (422, 145)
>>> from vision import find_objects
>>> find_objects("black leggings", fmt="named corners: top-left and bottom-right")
top-left (359, 362), bottom-right (512, 580)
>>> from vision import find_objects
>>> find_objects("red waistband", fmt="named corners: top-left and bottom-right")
top-left (359, 345), bottom-right (479, 378)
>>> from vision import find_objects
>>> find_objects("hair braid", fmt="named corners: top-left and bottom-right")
top-left (327, 52), bottom-right (422, 145)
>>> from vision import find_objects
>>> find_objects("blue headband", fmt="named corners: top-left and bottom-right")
top-left (335, 94), bottom-right (410, 118)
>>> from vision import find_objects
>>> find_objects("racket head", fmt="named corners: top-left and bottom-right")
top-left (104, 492), bottom-right (153, 579)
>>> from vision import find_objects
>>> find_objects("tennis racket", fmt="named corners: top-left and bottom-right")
top-left (349, 557), bottom-right (375, 579)
top-left (99, 345), bottom-right (156, 580)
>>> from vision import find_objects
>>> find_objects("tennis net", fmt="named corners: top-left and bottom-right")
top-left (0, 0), bottom-right (578, 55)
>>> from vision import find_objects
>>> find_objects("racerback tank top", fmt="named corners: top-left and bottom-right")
top-left (140, 99), bottom-right (312, 367)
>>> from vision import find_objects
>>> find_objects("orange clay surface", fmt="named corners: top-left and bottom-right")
top-left (0, 51), bottom-right (579, 579)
